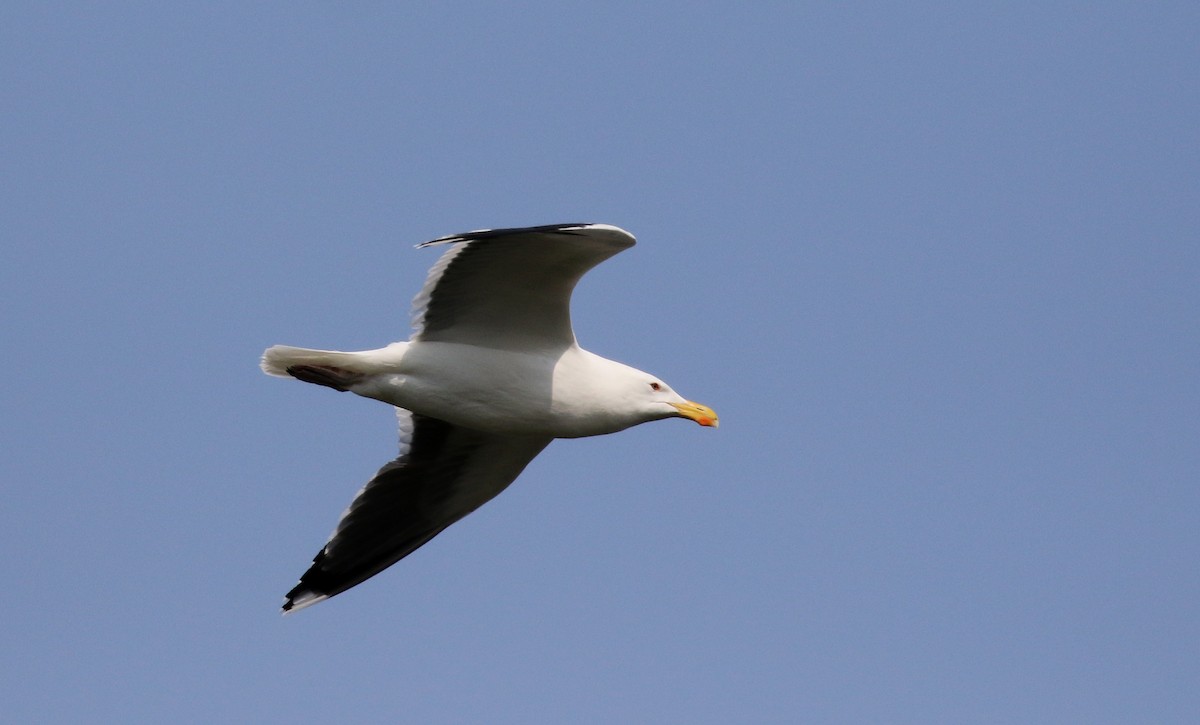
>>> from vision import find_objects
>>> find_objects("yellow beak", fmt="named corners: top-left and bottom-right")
top-left (669, 401), bottom-right (719, 428)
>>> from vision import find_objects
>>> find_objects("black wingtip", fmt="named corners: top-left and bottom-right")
top-left (280, 548), bottom-right (338, 614)
top-left (417, 222), bottom-right (603, 248)
top-left (281, 583), bottom-right (328, 614)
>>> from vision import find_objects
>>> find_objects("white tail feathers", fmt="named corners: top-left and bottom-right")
top-left (260, 345), bottom-right (359, 377)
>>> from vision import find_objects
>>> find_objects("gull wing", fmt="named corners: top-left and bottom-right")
top-left (410, 223), bottom-right (636, 350)
top-left (283, 409), bottom-right (552, 612)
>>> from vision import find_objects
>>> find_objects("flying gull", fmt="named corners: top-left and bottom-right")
top-left (262, 223), bottom-right (718, 612)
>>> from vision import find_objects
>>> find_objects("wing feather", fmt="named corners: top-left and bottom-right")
top-left (283, 409), bottom-right (551, 612)
top-left (410, 223), bottom-right (635, 349)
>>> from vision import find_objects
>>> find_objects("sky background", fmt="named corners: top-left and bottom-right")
top-left (3, 2), bottom-right (1197, 723)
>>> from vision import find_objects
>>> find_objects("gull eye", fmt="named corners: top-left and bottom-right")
top-left (649, 382), bottom-right (662, 391)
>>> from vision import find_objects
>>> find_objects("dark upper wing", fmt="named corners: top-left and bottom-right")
top-left (410, 223), bottom-right (636, 350)
top-left (283, 409), bottom-right (552, 612)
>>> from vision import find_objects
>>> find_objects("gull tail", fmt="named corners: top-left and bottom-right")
top-left (260, 345), bottom-right (365, 377)
top-left (260, 345), bottom-right (372, 392)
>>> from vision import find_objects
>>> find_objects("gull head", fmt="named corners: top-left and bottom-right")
top-left (639, 377), bottom-right (718, 428)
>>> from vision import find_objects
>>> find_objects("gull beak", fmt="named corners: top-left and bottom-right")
top-left (669, 401), bottom-right (719, 428)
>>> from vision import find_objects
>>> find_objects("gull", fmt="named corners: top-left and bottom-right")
top-left (262, 223), bottom-right (717, 612)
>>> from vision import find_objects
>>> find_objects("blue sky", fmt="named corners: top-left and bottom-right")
top-left (3, 2), bottom-right (1197, 722)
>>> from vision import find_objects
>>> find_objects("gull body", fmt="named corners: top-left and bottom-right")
top-left (264, 341), bottom-right (703, 438)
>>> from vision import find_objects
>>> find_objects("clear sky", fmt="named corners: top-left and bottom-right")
top-left (3, 3), bottom-right (1197, 723)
